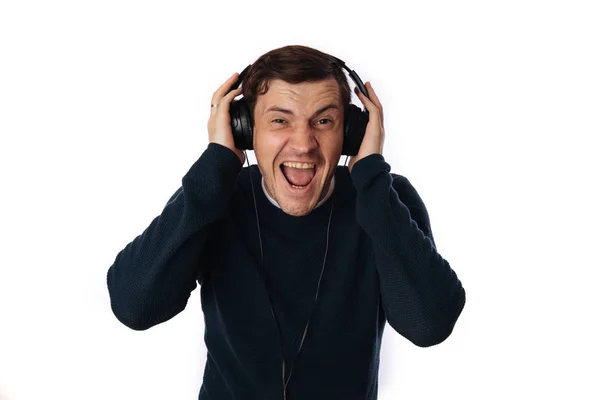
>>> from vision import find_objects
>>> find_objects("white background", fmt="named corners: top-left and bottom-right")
top-left (1, 0), bottom-right (599, 399)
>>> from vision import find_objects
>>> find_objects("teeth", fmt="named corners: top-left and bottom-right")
top-left (282, 161), bottom-right (315, 169)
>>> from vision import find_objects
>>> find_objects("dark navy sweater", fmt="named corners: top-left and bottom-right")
top-left (107, 143), bottom-right (466, 400)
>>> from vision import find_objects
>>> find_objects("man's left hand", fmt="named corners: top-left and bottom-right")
top-left (348, 81), bottom-right (385, 173)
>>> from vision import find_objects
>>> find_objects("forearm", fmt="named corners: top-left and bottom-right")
top-left (351, 154), bottom-right (465, 347)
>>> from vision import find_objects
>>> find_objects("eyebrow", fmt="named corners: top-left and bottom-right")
top-left (264, 103), bottom-right (340, 119)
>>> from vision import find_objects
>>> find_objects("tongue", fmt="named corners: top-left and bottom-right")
top-left (282, 166), bottom-right (315, 186)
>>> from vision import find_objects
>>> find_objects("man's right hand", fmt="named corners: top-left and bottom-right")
top-left (207, 72), bottom-right (246, 165)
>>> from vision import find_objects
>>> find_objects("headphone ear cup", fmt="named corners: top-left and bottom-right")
top-left (230, 98), bottom-right (254, 150)
top-left (342, 104), bottom-right (368, 156)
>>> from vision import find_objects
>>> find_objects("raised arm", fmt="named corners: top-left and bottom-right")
top-left (107, 72), bottom-right (247, 330)
top-left (351, 154), bottom-right (466, 347)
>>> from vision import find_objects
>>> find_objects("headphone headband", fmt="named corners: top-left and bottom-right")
top-left (230, 58), bottom-right (369, 101)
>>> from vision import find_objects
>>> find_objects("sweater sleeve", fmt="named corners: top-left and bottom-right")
top-left (350, 153), bottom-right (466, 347)
top-left (106, 143), bottom-right (243, 331)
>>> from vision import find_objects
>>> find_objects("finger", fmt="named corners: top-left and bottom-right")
top-left (221, 87), bottom-right (243, 105)
top-left (365, 82), bottom-right (383, 111)
top-left (365, 82), bottom-right (384, 123)
top-left (211, 72), bottom-right (240, 105)
top-left (355, 84), bottom-right (383, 124)
top-left (211, 85), bottom-right (242, 116)
top-left (354, 86), bottom-right (378, 114)
top-left (215, 87), bottom-right (243, 116)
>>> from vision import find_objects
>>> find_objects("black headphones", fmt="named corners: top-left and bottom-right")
top-left (227, 56), bottom-right (370, 156)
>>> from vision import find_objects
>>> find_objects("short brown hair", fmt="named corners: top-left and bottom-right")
top-left (242, 45), bottom-right (351, 122)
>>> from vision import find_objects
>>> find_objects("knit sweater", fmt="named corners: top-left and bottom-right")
top-left (106, 143), bottom-right (466, 400)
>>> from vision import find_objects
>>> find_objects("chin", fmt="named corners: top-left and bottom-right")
top-left (269, 162), bottom-right (324, 216)
top-left (279, 202), bottom-right (314, 217)
top-left (274, 183), bottom-right (322, 216)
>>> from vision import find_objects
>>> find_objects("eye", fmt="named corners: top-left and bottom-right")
top-left (271, 118), bottom-right (286, 124)
top-left (317, 118), bottom-right (331, 125)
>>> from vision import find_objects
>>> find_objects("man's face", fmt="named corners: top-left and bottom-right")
top-left (253, 78), bottom-right (344, 217)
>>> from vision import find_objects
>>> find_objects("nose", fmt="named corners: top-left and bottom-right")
top-left (289, 121), bottom-right (318, 153)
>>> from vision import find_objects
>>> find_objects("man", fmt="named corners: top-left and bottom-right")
top-left (107, 45), bottom-right (466, 400)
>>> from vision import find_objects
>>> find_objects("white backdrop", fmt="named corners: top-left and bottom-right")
top-left (1, 0), bottom-right (599, 399)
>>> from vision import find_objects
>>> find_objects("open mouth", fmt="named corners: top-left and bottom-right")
top-left (280, 162), bottom-right (317, 190)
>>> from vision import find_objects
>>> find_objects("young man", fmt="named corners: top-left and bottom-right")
top-left (107, 45), bottom-right (466, 400)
